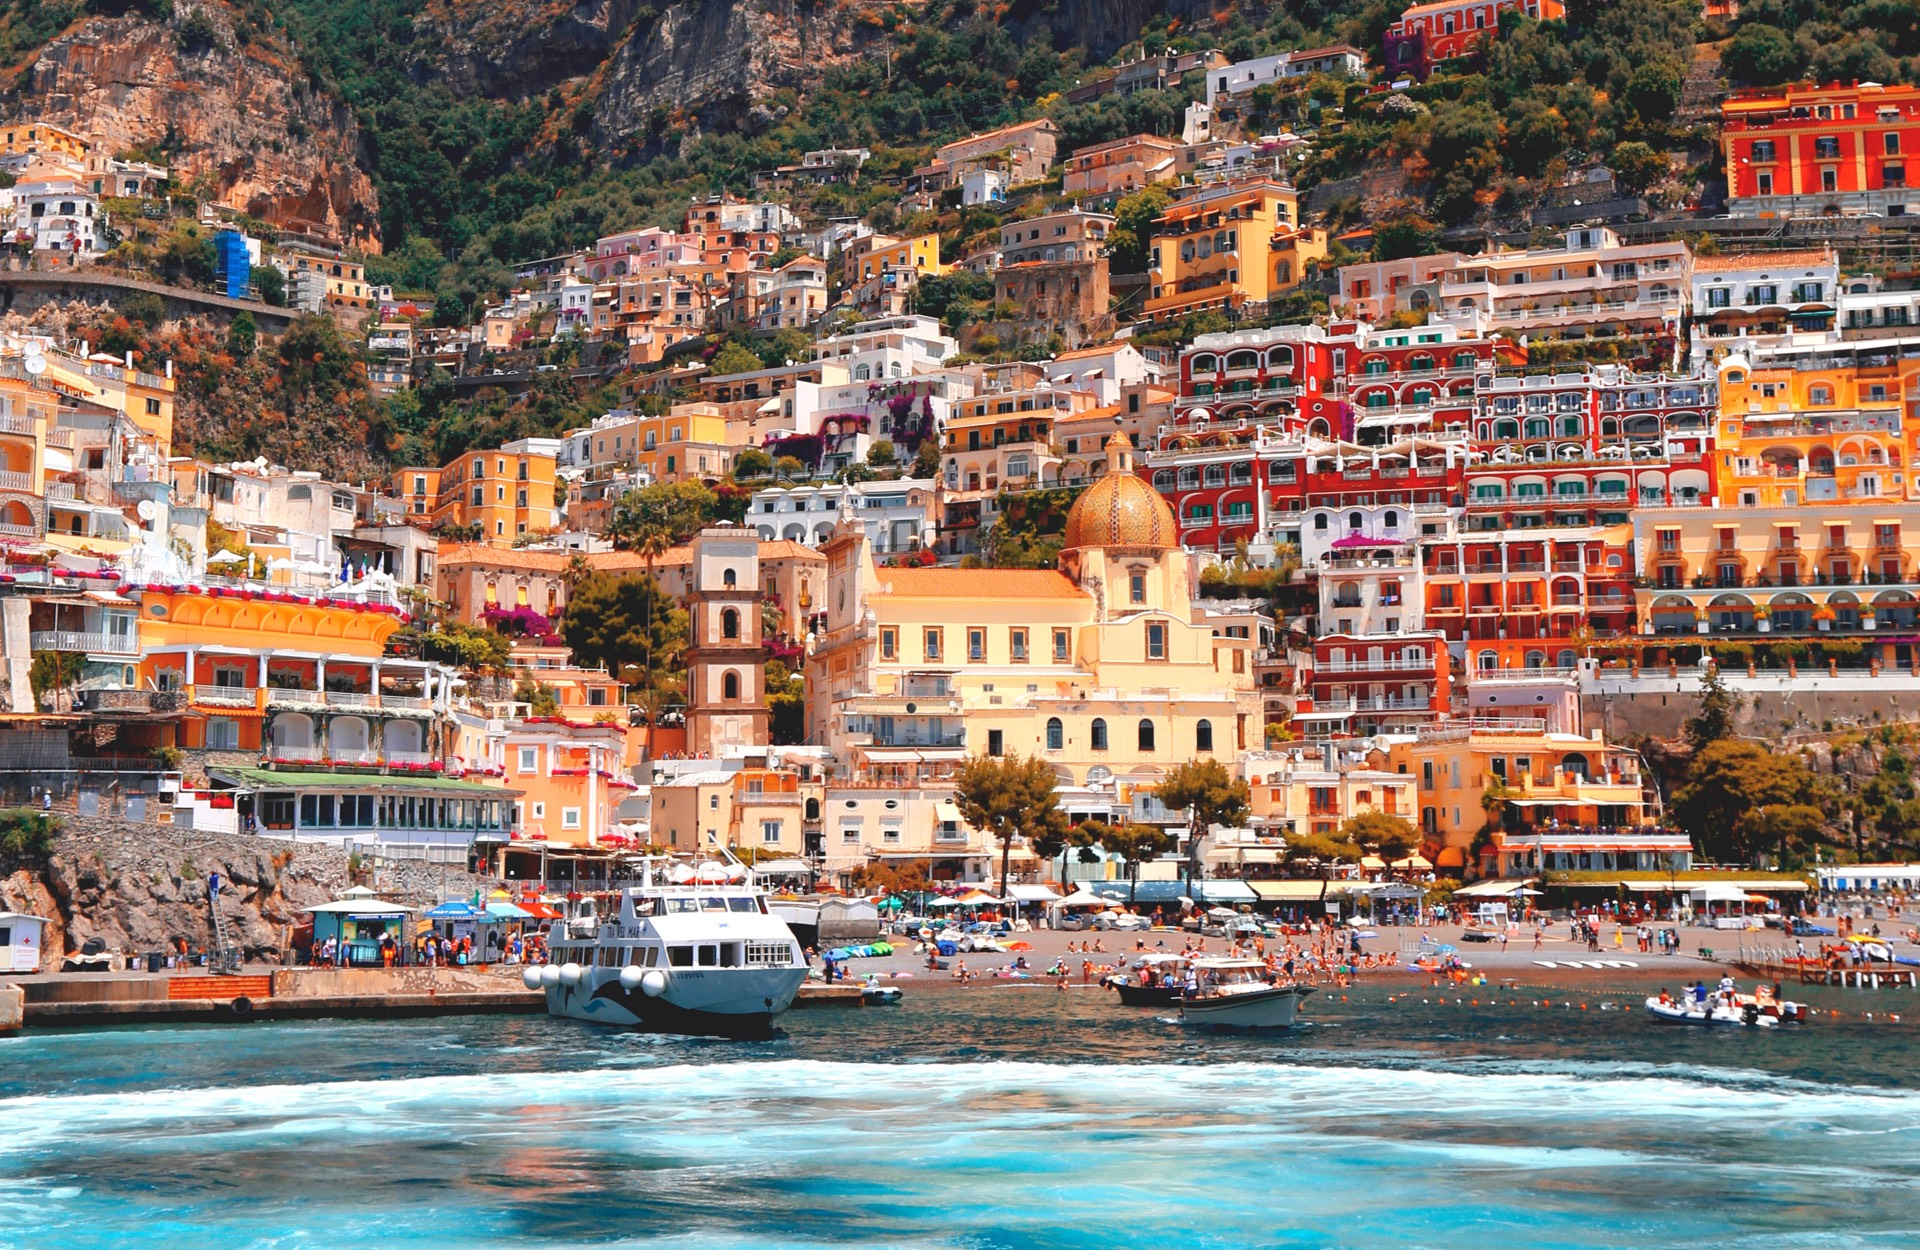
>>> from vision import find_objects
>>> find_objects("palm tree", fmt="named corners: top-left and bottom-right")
top-left (634, 527), bottom-right (675, 742)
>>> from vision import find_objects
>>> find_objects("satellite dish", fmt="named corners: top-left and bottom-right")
top-left (136, 499), bottom-right (157, 521)
top-left (22, 354), bottom-right (45, 376)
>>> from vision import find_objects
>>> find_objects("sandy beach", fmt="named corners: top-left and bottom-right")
top-left (823, 920), bottom-right (1748, 996)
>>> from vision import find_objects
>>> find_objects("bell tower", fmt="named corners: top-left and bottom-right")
top-left (683, 526), bottom-right (768, 755)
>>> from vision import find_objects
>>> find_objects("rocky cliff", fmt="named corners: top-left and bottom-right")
top-left (420, 0), bottom-right (883, 151)
top-left (12, 12), bottom-right (381, 248)
top-left (0, 820), bottom-right (491, 962)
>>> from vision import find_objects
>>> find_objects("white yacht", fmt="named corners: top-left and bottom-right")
top-left (529, 859), bottom-right (809, 1038)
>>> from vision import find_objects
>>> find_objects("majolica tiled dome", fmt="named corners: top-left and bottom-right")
top-left (1062, 432), bottom-right (1177, 551)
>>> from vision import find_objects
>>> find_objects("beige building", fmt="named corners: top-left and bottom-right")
top-left (1384, 721), bottom-right (1664, 877)
top-left (807, 435), bottom-right (1261, 789)
top-left (1063, 134), bottom-right (1183, 200)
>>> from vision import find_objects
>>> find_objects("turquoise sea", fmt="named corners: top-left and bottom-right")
top-left (2, 982), bottom-right (1918, 1249)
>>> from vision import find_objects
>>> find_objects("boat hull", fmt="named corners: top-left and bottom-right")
top-left (1180, 985), bottom-right (1313, 1029)
top-left (1643, 996), bottom-right (1803, 1027)
top-left (1112, 981), bottom-right (1183, 1008)
top-left (547, 966), bottom-right (809, 1038)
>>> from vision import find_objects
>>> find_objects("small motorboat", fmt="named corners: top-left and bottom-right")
top-left (861, 984), bottom-right (903, 1005)
top-left (1644, 982), bottom-right (1808, 1027)
top-left (1102, 953), bottom-right (1190, 1006)
top-left (1178, 958), bottom-right (1314, 1029)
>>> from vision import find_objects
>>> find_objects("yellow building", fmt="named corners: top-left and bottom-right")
top-left (1633, 500), bottom-right (1920, 636)
top-left (1713, 352), bottom-right (1918, 508)
top-left (400, 441), bottom-right (560, 544)
top-left (1145, 179), bottom-right (1326, 322)
top-left (632, 407), bottom-right (730, 483)
top-left (36, 348), bottom-right (175, 457)
top-left (0, 122), bottom-right (90, 162)
top-left (839, 233), bottom-right (945, 288)
top-left (1385, 722), bottom-right (1669, 877)
top-left (131, 583), bottom-right (409, 756)
top-left (0, 369), bottom-right (59, 539)
top-left (808, 434), bottom-right (1261, 788)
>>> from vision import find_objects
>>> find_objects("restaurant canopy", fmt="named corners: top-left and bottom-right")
top-left (1247, 880), bottom-right (1339, 901)
top-left (1452, 879), bottom-right (1535, 899)
top-left (422, 901), bottom-right (483, 920)
top-left (1004, 884), bottom-right (1064, 903)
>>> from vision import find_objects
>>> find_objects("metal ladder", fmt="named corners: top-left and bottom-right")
top-left (208, 878), bottom-right (241, 975)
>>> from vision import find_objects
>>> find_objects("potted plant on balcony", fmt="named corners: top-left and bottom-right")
top-left (1694, 605), bottom-right (1710, 635)
top-left (1813, 605), bottom-right (1836, 632)
top-left (1753, 602), bottom-right (1771, 633)
top-left (1860, 604), bottom-right (1878, 631)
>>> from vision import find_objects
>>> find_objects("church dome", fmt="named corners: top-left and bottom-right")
top-left (1062, 432), bottom-right (1178, 551)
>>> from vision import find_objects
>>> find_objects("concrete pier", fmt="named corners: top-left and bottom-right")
top-left (0, 983), bottom-right (22, 1034)
top-left (9, 967), bottom-right (543, 1027)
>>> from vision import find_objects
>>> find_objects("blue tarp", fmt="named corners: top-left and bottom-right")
top-left (1087, 881), bottom-right (1189, 903)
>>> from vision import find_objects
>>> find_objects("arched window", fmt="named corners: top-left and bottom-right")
top-left (1046, 718), bottom-right (1064, 751)
top-left (723, 568), bottom-right (737, 587)
top-left (723, 671), bottom-right (740, 700)
top-left (1383, 509), bottom-right (1400, 529)
top-left (1314, 513), bottom-right (1329, 531)
top-left (1137, 719), bottom-right (1156, 751)
top-left (1090, 718), bottom-right (1108, 751)
top-left (1349, 511), bottom-right (1364, 530)
top-left (721, 608), bottom-right (739, 640)
top-left (1195, 719), bottom-right (1213, 751)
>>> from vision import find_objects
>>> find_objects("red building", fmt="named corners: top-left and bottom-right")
top-left (1177, 323), bottom-right (1349, 436)
top-left (1723, 82), bottom-right (1920, 217)
top-left (1421, 530), bottom-right (1636, 676)
top-left (1302, 632), bottom-right (1452, 738)
top-left (1383, 0), bottom-right (1565, 81)
top-left (1341, 326), bottom-right (1524, 443)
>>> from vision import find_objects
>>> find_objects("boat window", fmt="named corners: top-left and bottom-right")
top-left (632, 898), bottom-right (656, 916)
top-left (643, 946), bottom-right (659, 967)
top-left (728, 897), bottom-right (756, 913)
top-left (666, 899), bottom-right (700, 913)
top-left (700, 897), bottom-right (727, 912)
top-left (668, 945), bottom-right (694, 967)
top-left (721, 942), bottom-right (743, 967)
top-left (697, 944), bottom-right (719, 967)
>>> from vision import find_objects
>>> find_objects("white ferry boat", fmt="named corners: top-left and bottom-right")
top-left (527, 859), bottom-right (809, 1038)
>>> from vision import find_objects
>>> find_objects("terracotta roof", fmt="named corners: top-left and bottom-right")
top-left (1692, 249), bottom-right (1834, 272)
top-left (875, 568), bottom-right (1085, 599)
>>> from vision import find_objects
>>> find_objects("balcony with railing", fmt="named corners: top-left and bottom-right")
top-left (1315, 656), bottom-right (1436, 674)
top-left (29, 629), bottom-right (137, 655)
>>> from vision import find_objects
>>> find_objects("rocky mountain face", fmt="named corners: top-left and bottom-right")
top-left (13, 13), bottom-right (381, 248)
top-left (421, 0), bottom-right (882, 152)
top-left (0, 819), bottom-right (492, 962)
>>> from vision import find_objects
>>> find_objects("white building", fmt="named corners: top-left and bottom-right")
top-left (812, 314), bottom-right (959, 381)
top-left (11, 177), bottom-right (99, 255)
top-left (1689, 248), bottom-right (1840, 365)
top-left (961, 168), bottom-right (1008, 206)
top-left (1203, 45), bottom-right (1368, 106)
top-left (749, 479), bottom-right (938, 553)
